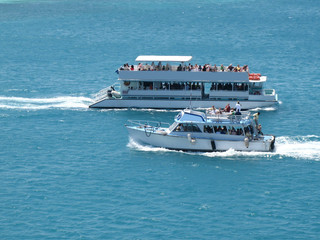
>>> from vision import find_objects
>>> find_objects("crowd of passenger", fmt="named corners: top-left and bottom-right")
top-left (134, 81), bottom-right (202, 90)
top-left (207, 102), bottom-right (242, 116)
top-left (210, 83), bottom-right (248, 91)
top-left (159, 82), bottom-right (201, 90)
top-left (203, 125), bottom-right (244, 135)
top-left (119, 62), bottom-right (249, 72)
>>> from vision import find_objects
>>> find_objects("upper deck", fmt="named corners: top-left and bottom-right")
top-left (118, 55), bottom-right (265, 83)
top-left (175, 109), bottom-right (252, 125)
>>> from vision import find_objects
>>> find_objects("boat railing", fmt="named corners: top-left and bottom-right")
top-left (206, 111), bottom-right (251, 122)
top-left (127, 120), bottom-right (170, 129)
top-left (93, 87), bottom-right (110, 101)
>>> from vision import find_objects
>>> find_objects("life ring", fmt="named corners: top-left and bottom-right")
top-left (124, 81), bottom-right (130, 86)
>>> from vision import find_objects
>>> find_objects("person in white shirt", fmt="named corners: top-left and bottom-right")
top-left (235, 101), bottom-right (241, 115)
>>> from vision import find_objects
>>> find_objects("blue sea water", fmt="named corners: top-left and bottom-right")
top-left (1, 0), bottom-right (320, 239)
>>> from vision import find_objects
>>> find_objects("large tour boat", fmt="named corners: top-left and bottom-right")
top-left (89, 55), bottom-right (278, 109)
top-left (126, 109), bottom-right (276, 152)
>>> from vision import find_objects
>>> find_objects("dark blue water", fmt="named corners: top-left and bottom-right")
top-left (1, 0), bottom-right (320, 239)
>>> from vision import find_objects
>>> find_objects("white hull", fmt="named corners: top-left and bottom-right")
top-left (127, 127), bottom-right (275, 152)
top-left (90, 98), bottom-right (277, 110)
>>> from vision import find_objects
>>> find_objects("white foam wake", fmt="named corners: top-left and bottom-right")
top-left (274, 135), bottom-right (320, 161)
top-left (0, 96), bottom-right (93, 110)
top-left (127, 136), bottom-right (320, 161)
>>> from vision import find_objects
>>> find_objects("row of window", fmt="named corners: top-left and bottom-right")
top-left (123, 81), bottom-right (251, 91)
top-left (174, 123), bottom-right (254, 136)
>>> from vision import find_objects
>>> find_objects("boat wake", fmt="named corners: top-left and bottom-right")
top-left (127, 136), bottom-right (320, 161)
top-left (0, 96), bottom-right (93, 110)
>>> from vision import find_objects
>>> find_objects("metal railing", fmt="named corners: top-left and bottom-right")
top-left (206, 111), bottom-right (251, 123)
top-left (127, 120), bottom-right (170, 128)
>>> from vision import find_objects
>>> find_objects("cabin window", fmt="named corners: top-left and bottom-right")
top-left (228, 126), bottom-right (244, 136)
top-left (203, 125), bottom-right (214, 133)
top-left (210, 83), bottom-right (216, 91)
top-left (244, 125), bottom-right (254, 135)
top-left (214, 126), bottom-right (228, 134)
top-left (234, 83), bottom-right (248, 91)
top-left (170, 82), bottom-right (185, 90)
top-left (143, 82), bottom-right (153, 90)
top-left (185, 82), bottom-right (201, 90)
top-left (159, 82), bottom-right (170, 90)
top-left (174, 123), bottom-right (201, 132)
top-left (217, 83), bottom-right (232, 91)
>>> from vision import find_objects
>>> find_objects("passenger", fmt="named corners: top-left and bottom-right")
top-left (145, 63), bottom-right (151, 71)
top-left (224, 103), bottom-right (231, 112)
top-left (235, 101), bottom-right (241, 115)
top-left (227, 64), bottom-right (234, 72)
top-left (220, 64), bottom-right (224, 72)
top-left (253, 112), bottom-right (260, 125)
top-left (130, 65), bottom-right (134, 71)
top-left (157, 61), bottom-right (162, 71)
top-left (138, 63), bottom-right (142, 71)
top-left (257, 124), bottom-right (263, 135)
top-left (243, 65), bottom-right (249, 72)
top-left (187, 63), bottom-right (192, 71)
top-left (216, 108), bottom-right (222, 114)
top-left (165, 63), bottom-right (170, 71)
top-left (236, 64), bottom-right (241, 72)
top-left (209, 105), bottom-right (216, 115)
top-left (151, 62), bottom-right (155, 71)
top-left (213, 64), bottom-right (218, 72)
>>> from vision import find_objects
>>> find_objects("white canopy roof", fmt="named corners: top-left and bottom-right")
top-left (135, 55), bottom-right (192, 62)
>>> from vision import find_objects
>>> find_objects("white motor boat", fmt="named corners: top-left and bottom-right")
top-left (90, 55), bottom-right (278, 110)
top-left (126, 109), bottom-right (275, 152)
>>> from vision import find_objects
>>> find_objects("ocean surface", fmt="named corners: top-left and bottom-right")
top-left (1, 0), bottom-right (320, 239)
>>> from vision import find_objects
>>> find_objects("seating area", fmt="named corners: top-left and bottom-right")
top-left (119, 62), bottom-right (250, 73)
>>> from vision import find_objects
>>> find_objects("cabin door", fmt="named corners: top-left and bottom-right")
top-left (202, 83), bottom-right (210, 99)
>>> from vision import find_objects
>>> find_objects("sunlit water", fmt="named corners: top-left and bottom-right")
top-left (1, 0), bottom-right (320, 239)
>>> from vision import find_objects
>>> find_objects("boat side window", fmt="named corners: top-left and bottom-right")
top-left (175, 123), bottom-right (202, 132)
top-left (191, 124), bottom-right (202, 132)
top-left (203, 125), bottom-right (214, 133)
top-left (174, 123), bottom-right (183, 132)
top-left (244, 126), bottom-right (252, 136)
top-left (234, 83), bottom-right (248, 91)
top-left (210, 83), bottom-right (217, 91)
top-left (228, 126), bottom-right (244, 135)
top-left (143, 82), bottom-right (153, 90)
top-left (170, 82), bottom-right (185, 90)
top-left (217, 83), bottom-right (232, 91)
top-left (159, 82), bottom-right (169, 90)
top-left (214, 125), bottom-right (228, 134)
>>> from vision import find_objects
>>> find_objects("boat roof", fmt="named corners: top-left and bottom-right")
top-left (135, 55), bottom-right (193, 62)
top-left (175, 109), bottom-right (252, 125)
top-left (175, 109), bottom-right (206, 123)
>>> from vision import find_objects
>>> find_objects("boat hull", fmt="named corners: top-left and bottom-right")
top-left (90, 98), bottom-right (277, 110)
top-left (127, 127), bottom-right (275, 152)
